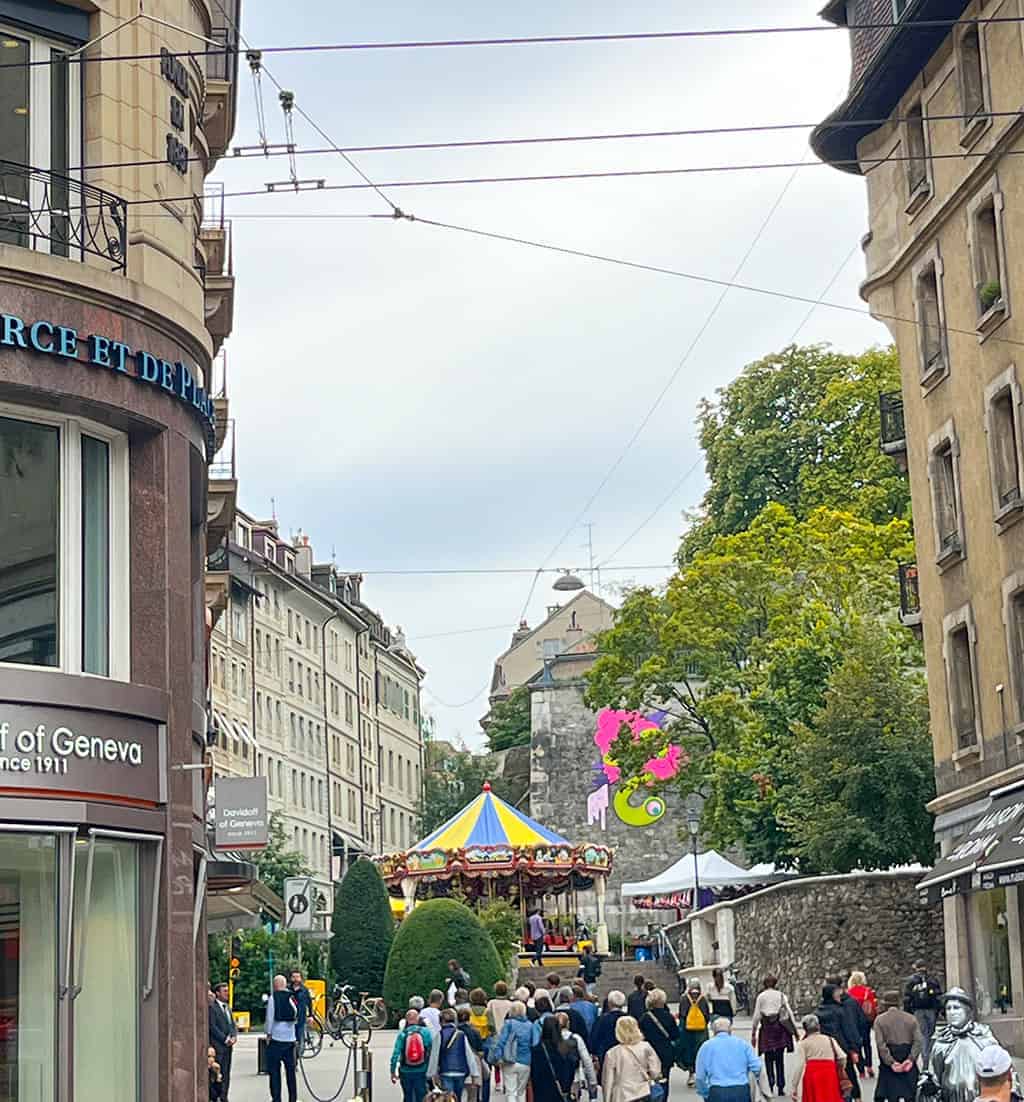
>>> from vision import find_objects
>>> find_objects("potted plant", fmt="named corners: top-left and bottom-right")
top-left (980, 279), bottom-right (1003, 312)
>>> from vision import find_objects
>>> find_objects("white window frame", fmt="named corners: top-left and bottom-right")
top-left (955, 21), bottom-right (990, 149)
top-left (903, 96), bottom-right (933, 216)
top-left (983, 365), bottom-right (1024, 528)
top-left (967, 177), bottom-right (1010, 339)
top-left (927, 418), bottom-right (966, 570)
top-left (0, 400), bottom-right (129, 680)
top-left (943, 603), bottom-right (983, 762)
top-left (912, 244), bottom-right (949, 389)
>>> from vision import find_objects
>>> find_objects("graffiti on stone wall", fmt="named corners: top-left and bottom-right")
top-left (587, 708), bottom-right (686, 830)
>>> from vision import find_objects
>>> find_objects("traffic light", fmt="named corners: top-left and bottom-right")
top-left (229, 966), bottom-right (240, 979)
top-left (230, 935), bottom-right (242, 959)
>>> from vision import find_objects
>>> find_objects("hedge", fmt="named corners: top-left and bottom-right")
top-left (384, 899), bottom-right (503, 1015)
top-left (330, 858), bottom-right (394, 996)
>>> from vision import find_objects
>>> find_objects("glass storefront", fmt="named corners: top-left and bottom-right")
top-left (970, 887), bottom-right (1013, 1016)
top-left (0, 830), bottom-right (150, 1102)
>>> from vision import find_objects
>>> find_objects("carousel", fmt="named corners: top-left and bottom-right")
top-left (377, 783), bottom-right (615, 953)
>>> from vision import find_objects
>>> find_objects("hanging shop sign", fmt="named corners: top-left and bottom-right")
top-left (213, 776), bottom-right (269, 851)
top-left (0, 309), bottom-right (215, 438)
top-left (0, 704), bottom-right (165, 807)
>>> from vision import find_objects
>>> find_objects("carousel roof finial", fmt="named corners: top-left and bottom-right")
top-left (482, 781), bottom-right (492, 792)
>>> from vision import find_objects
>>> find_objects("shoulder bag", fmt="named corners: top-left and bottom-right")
top-left (830, 1039), bottom-right (854, 1100)
top-left (627, 1044), bottom-right (666, 1102)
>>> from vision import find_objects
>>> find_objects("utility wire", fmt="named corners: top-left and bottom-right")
top-left (412, 623), bottom-right (515, 641)
top-left (6, 15), bottom-right (1024, 69)
top-left (357, 564), bottom-right (673, 576)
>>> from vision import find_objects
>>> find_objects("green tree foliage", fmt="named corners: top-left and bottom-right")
top-left (330, 858), bottom-right (394, 996)
top-left (417, 741), bottom-right (511, 837)
top-left (384, 899), bottom-right (503, 1015)
top-left (484, 686), bottom-right (532, 752)
top-left (683, 344), bottom-right (910, 559)
top-left (585, 503), bottom-right (932, 872)
top-left (208, 928), bottom-right (320, 1022)
top-left (254, 811), bottom-right (311, 900)
top-left (476, 900), bottom-right (521, 972)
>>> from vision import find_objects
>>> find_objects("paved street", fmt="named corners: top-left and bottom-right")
top-left (227, 1021), bottom-right (881, 1102)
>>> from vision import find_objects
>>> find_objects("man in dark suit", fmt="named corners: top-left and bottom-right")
top-left (209, 982), bottom-right (238, 1100)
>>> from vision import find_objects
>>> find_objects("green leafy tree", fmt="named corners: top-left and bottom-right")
top-left (586, 503), bottom-right (930, 872)
top-left (417, 740), bottom-right (510, 837)
top-left (683, 344), bottom-right (910, 559)
top-left (330, 858), bottom-right (394, 995)
top-left (384, 899), bottom-right (502, 1015)
top-left (254, 811), bottom-right (311, 900)
top-left (483, 686), bottom-right (532, 752)
top-left (208, 928), bottom-right (320, 1023)
top-left (476, 900), bottom-right (521, 973)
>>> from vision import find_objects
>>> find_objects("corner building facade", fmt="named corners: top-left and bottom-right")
top-left (0, 0), bottom-right (240, 1098)
top-left (815, 0), bottom-right (1024, 1049)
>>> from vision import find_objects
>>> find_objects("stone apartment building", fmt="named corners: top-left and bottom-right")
top-left (813, 0), bottom-right (1024, 1044)
top-left (0, 0), bottom-right (243, 1095)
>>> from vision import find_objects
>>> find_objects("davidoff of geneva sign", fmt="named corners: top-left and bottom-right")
top-left (0, 705), bottom-right (165, 807)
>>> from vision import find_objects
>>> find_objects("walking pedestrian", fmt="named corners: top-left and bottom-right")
top-left (469, 988), bottom-right (492, 1042)
top-left (494, 1000), bottom-right (535, 1102)
top-left (903, 961), bottom-right (942, 1063)
top-left (590, 989), bottom-right (627, 1070)
top-left (570, 982), bottom-right (599, 1035)
top-left (208, 982), bottom-right (237, 1101)
top-left (679, 980), bottom-right (712, 1087)
top-left (707, 968), bottom-right (739, 1022)
top-left (448, 959), bottom-right (472, 1006)
top-left (531, 1015), bottom-right (582, 1102)
top-left (391, 1009), bottom-right (434, 1102)
top-left (422, 989), bottom-right (444, 1034)
top-left (694, 1017), bottom-right (761, 1102)
top-left (628, 975), bottom-right (648, 1020)
top-left (264, 975), bottom-right (299, 1102)
top-left (459, 1007), bottom-right (490, 1102)
top-left (601, 1016), bottom-right (663, 1102)
top-left (975, 1046), bottom-right (1015, 1102)
top-left (579, 947), bottom-right (603, 996)
top-left (873, 990), bottom-right (921, 1102)
top-left (487, 981), bottom-right (514, 1036)
top-left (556, 1010), bottom-right (599, 1098)
top-left (791, 1014), bottom-right (847, 1102)
top-left (529, 909), bottom-right (547, 966)
top-left (428, 1008), bottom-right (481, 1102)
top-left (555, 986), bottom-right (590, 1040)
top-left (289, 969), bottom-right (313, 1055)
top-left (751, 976), bottom-right (796, 1097)
top-left (818, 983), bottom-right (863, 1100)
top-left (846, 972), bottom-right (877, 1080)
top-left (639, 987), bottom-right (680, 1100)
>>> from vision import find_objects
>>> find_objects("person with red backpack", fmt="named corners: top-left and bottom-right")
top-left (846, 971), bottom-right (878, 1080)
top-left (392, 1009), bottom-right (435, 1102)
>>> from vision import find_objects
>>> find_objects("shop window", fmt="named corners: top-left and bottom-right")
top-left (944, 606), bottom-right (981, 753)
top-left (929, 427), bottom-right (965, 566)
top-left (0, 408), bottom-right (128, 677)
top-left (904, 102), bottom-right (931, 213)
top-left (985, 369), bottom-right (1024, 524)
top-left (970, 888), bottom-right (1012, 1016)
top-left (914, 257), bottom-right (947, 384)
top-left (968, 184), bottom-right (1008, 334)
top-left (957, 26), bottom-right (988, 145)
top-left (0, 25), bottom-right (80, 260)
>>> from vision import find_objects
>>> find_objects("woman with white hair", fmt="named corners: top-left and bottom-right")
top-left (791, 1014), bottom-right (846, 1102)
top-left (493, 1001), bottom-right (535, 1102)
top-left (601, 1016), bottom-right (663, 1102)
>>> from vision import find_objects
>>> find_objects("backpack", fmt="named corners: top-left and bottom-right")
top-left (469, 1007), bottom-right (490, 1039)
top-left (684, 998), bottom-right (707, 1032)
top-left (404, 1028), bottom-right (426, 1067)
top-left (861, 991), bottom-right (878, 1023)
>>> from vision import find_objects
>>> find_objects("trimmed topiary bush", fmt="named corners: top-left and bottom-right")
top-left (330, 858), bottom-right (394, 996)
top-left (384, 898), bottom-right (503, 1015)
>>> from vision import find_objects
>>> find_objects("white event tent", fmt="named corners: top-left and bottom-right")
top-left (621, 850), bottom-right (783, 897)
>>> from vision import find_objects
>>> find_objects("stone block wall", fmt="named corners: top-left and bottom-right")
top-left (669, 871), bottom-right (944, 1014)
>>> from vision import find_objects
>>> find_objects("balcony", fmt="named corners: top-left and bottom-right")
top-left (200, 203), bottom-right (235, 354)
top-left (879, 390), bottom-right (908, 471)
top-left (204, 0), bottom-right (242, 161)
top-left (206, 416), bottom-right (237, 559)
top-left (0, 161), bottom-right (127, 272)
top-left (898, 562), bottom-right (922, 631)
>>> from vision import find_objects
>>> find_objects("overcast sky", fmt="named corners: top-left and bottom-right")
top-left (216, 1), bottom-right (888, 748)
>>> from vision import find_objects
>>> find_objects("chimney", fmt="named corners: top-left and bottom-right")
top-left (511, 619), bottom-right (532, 647)
top-left (294, 530), bottom-right (313, 578)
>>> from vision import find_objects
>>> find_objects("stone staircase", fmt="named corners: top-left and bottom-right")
top-left (515, 956), bottom-right (679, 1002)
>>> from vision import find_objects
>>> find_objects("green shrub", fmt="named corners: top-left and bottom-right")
top-left (384, 899), bottom-right (503, 1015)
top-left (331, 859), bottom-right (394, 996)
top-left (477, 900), bottom-right (521, 972)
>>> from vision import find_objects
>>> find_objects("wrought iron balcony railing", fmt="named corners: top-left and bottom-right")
top-left (0, 161), bottom-right (127, 272)
top-left (880, 391), bottom-right (906, 454)
top-left (898, 562), bottom-right (921, 623)
top-left (209, 416), bottom-right (236, 480)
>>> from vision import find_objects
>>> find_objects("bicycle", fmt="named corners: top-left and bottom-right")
top-left (724, 961), bottom-right (752, 1016)
top-left (299, 983), bottom-right (387, 1057)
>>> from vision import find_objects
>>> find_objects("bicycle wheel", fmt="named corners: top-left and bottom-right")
top-left (364, 998), bottom-right (388, 1029)
top-left (337, 1011), bottom-right (373, 1049)
top-left (303, 1017), bottom-right (324, 1059)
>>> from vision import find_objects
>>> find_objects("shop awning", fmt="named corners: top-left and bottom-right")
top-left (205, 859), bottom-right (283, 933)
top-left (918, 787), bottom-right (1024, 903)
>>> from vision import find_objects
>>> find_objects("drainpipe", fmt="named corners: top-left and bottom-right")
top-left (320, 609), bottom-right (342, 881)
top-left (355, 627), bottom-right (369, 851)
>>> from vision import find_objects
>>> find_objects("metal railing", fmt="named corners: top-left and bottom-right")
top-left (898, 562), bottom-right (921, 619)
top-left (207, 0), bottom-right (241, 83)
top-left (209, 417), bottom-right (236, 480)
top-left (879, 390), bottom-right (906, 452)
top-left (0, 160), bottom-right (127, 272)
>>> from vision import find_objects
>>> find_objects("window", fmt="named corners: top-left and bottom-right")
top-left (1003, 576), bottom-right (1024, 727)
top-left (287, 609), bottom-right (293, 637)
top-left (390, 808), bottom-right (396, 843)
top-left (929, 430), bottom-right (964, 564)
top-left (290, 711), bottom-right (296, 748)
top-left (231, 602), bottom-right (246, 643)
top-left (957, 26), bottom-right (987, 138)
top-left (297, 661), bottom-right (303, 697)
top-left (255, 630), bottom-right (262, 667)
top-left (904, 102), bottom-right (930, 211)
top-left (277, 760), bottom-right (283, 794)
top-left (968, 184), bottom-right (1008, 332)
top-left (0, 27), bottom-right (80, 261)
top-left (348, 788), bottom-right (357, 823)
top-left (944, 606), bottom-right (980, 752)
top-left (388, 751), bottom-right (394, 787)
top-left (407, 759), bottom-right (413, 792)
top-left (346, 743), bottom-right (355, 774)
top-left (404, 689), bottom-right (410, 721)
top-left (345, 692), bottom-right (354, 726)
top-left (231, 663), bottom-right (238, 695)
top-left (307, 670), bottom-right (312, 699)
top-left (986, 370), bottom-right (1024, 522)
top-left (345, 640), bottom-right (353, 672)
top-left (913, 254), bottom-right (947, 383)
top-left (0, 409), bottom-right (128, 676)
top-left (288, 657), bottom-right (295, 692)
top-left (306, 621), bottom-right (312, 649)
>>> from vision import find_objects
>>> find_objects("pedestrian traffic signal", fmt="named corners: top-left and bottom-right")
top-left (229, 957), bottom-right (240, 969)
top-left (230, 935), bottom-right (241, 958)
top-left (229, 967), bottom-right (240, 979)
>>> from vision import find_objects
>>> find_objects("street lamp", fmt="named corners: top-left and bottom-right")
top-left (553, 570), bottom-right (585, 592)
top-left (686, 806), bottom-right (701, 911)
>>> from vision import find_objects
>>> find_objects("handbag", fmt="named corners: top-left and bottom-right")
top-left (627, 1043), bottom-right (666, 1102)
top-left (831, 1039), bottom-right (854, 1100)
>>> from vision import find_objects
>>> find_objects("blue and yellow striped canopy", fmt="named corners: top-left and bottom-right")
top-left (414, 784), bottom-right (570, 851)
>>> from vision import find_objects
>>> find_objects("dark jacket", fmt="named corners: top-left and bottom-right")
top-left (208, 999), bottom-right (237, 1050)
top-left (627, 990), bottom-right (648, 1020)
top-left (531, 1038), bottom-right (580, 1102)
top-left (578, 954), bottom-right (602, 983)
top-left (640, 1007), bottom-right (680, 1074)
top-left (839, 992), bottom-right (868, 1048)
top-left (904, 973), bottom-right (942, 1013)
top-left (459, 1021), bottom-right (485, 1054)
top-left (817, 990), bottom-right (859, 1054)
top-left (291, 983), bottom-right (313, 1028)
top-left (559, 1006), bottom-right (590, 1042)
top-left (590, 1009), bottom-right (624, 1062)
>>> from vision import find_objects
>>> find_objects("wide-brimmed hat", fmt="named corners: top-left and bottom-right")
top-left (940, 987), bottom-right (973, 1007)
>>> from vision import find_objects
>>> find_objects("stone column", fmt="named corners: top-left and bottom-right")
top-left (943, 893), bottom-right (971, 991)
top-left (691, 915), bottom-right (715, 967)
top-left (715, 908), bottom-right (736, 968)
top-left (594, 876), bottom-right (609, 954)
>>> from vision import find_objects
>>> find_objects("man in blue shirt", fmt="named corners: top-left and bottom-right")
top-left (569, 983), bottom-right (599, 1035)
top-left (695, 1017), bottom-right (762, 1102)
top-left (265, 975), bottom-right (299, 1102)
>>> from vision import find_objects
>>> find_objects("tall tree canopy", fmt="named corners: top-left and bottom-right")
top-left (331, 858), bottom-right (394, 996)
top-left (683, 344), bottom-right (910, 559)
top-left (483, 686), bottom-right (532, 752)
